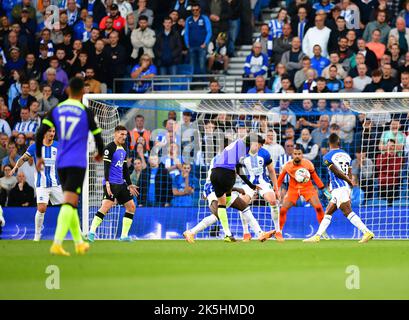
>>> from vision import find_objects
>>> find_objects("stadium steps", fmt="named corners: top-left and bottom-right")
top-left (225, 3), bottom-right (283, 92)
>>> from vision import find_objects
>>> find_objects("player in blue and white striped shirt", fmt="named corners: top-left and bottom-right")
top-left (304, 134), bottom-right (374, 243)
top-left (10, 127), bottom-right (63, 241)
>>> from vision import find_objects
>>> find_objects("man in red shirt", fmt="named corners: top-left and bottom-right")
top-left (376, 139), bottom-right (403, 204)
top-left (99, 3), bottom-right (126, 31)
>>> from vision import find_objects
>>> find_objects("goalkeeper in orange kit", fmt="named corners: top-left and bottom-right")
top-left (275, 144), bottom-right (332, 241)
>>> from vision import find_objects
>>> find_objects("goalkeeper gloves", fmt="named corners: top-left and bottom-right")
top-left (322, 188), bottom-right (332, 201)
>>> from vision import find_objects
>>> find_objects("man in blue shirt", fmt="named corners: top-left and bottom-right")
top-left (130, 54), bottom-right (157, 93)
top-left (171, 163), bottom-right (197, 207)
top-left (311, 44), bottom-right (330, 76)
top-left (246, 76), bottom-right (273, 93)
top-left (184, 3), bottom-right (212, 75)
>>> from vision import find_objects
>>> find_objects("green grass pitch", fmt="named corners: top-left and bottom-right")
top-left (1, 240), bottom-right (408, 300)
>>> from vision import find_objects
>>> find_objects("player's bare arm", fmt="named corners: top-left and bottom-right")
top-left (328, 164), bottom-right (353, 186)
top-left (267, 163), bottom-right (280, 201)
top-left (9, 153), bottom-right (30, 176)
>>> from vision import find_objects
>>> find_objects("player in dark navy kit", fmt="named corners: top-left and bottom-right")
top-left (88, 125), bottom-right (139, 242)
top-left (35, 77), bottom-right (104, 256)
top-left (211, 133), bottom-right (265, 242)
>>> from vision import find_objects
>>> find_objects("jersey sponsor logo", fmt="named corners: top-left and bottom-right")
top-left (115, 160), bottom-right (123, 167)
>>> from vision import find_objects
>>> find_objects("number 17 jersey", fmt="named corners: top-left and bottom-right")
top-left (323, 148), bottom-right (351, 190)
top-left (42, 98), bottom-right (102, 169)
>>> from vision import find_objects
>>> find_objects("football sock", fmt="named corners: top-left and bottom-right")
top-left (314, 205), bottom-right (325, 223)
top-left (279, 207), bottom-right (288, 231)
top-left (70, 207), bottom-right (83, 244)
top-left (191, 215), bottom-right (218, 235)
top-left (270, 204), bottom-right (280, 232)
top-left (35, 211), bottom-right (45, 236)
top-left (218, 205), bottom-right (232, 237)
top-left (316, 214), bottom-right (332, 236)
top-left (90, 211), bottom-right (105, 233)
top-left (347, 212), bottom-right (369, 234)
top-left (121, 212), bottom-right (134, 238)
top-left (239, 211), bottom-right (249, 234)
top-left (53, 204), bottom-right (75, 245)
top-left (241, 207), bottom-right (262, 235)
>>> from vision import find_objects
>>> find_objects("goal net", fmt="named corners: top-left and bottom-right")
top-left (82, 93), bottom-right (409, 240)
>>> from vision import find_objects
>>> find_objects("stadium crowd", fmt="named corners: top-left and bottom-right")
top-left (0, 0), bottom-right (409, 208)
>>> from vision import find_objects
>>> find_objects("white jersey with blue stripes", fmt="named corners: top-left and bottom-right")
top-left (323, 148), bottom-right (351, 190)
top-left (26, 141), bottom-right (60, 188)
top-left (242, 147), bottom-right (272, 185)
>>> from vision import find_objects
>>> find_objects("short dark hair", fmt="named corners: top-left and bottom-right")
top-left (115, 125), bottom-right (127, 132)
top-left (328, 133), bottom-right (341, 146)
top-left (139, 15), bottom-right (148, 22)
top-left (163, 16), bottom-right (172, 23)
top-left (294, 144), bottom-right (304, 151)
top-left (135, 114), bottom-right (144, 120)
top-left (69, 77), bottom-right (85, 95)
top-left (245, 133), bottom-right (265, 146)
top-left (316, 77), bottom-right (327, 83)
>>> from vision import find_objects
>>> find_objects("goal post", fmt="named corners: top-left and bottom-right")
top-left (82, 92), bottom-right (409, 240)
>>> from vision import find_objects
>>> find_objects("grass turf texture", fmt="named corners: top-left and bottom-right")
top-left (1, 240), bottom-right (408, 300)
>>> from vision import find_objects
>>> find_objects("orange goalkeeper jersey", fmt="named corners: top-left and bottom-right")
top-left (277, 159), bottom-right (324, 190)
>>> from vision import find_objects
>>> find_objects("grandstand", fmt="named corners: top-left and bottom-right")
top-left (0, 0), bottom-right (409, 242)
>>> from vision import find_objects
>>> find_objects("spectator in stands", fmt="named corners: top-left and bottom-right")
top-left (399, 51), bottom-right (409, 74)
top-left (65, 0), bottom-right (80, 27)
top-left (357, 38), bottom-right (379, 72)
top-left (379, 119), bottom-right (406, 155)
top-left (171, 162), bottom-right (197, 207)
top-left (352, 150), bottom-right (374, 200)
top-left (330, 101), bottom-right (356, 144)
top-left (363, 9), bottom-right (391, 44)
top-left (268, 7), bottom-right (289, 40)
top-left (0, 133), bottom-right (9, 163)
top-left (322, 52), bottom-right (347, 79)
top-left (381, 63), bottom-right (398, 91)
top-left (255, 23), bottom-right (272, 59)
top-left (130, 158), bottom-right (145, 197)
top-left (340, 76), bottom-right (360, 92)
top-left (42, 57), bottom-right (69, 89)
top-left (269, 100), bottom-right (297, 127)
top-left (5, 47), bottom-right (24, 76)
top-left (294, 56), bottom-right (311, 89)
top-left (326, 65), bottom-right (344, 92)
top-left (363, 69), bottom-right (384, 92)
top-left (311, 114), bottom-right (330, 147)
top-left (104, 30), bottom-right (127, 90)
top-left (0, 165), bottom-right (17, 194)
top-left (11, 0), bottom-right (35, 21)
top-left (0, 103), bottom-right (12, 128)
top-left (353, 63), bottom-right (372, 91)
top-left (270, 63), bottom-right (287, 93)
top-left (130, 54), bottom-right (157, 93)
top-left (208, 0), bottom-right (229, 39)
top-left (328, 16), bottom-right (348, 53)
top-left (28, 101), bottom-right (40, 126)
top-left (247, 75), bottom-right (272, 93)
top-left (278, 75), bottom-right (293, 93)
top-left (10, 80), bottom-right (36, 126)
top-left (290, 4), bottom-right (312, 44)
top-left (207, 78), bottom-right (225, 93)
top-left (242, 41), bottom-right (268, 93)
top-left (131, 15), bottom-right (156, 62)
top-left (184, 3), bottom-right (212, 76)
top-left (263, 129), bottom-right (285, 166)
top-left (133, 0), bottom-right (154, 26)
top-left (376, 139), bottom-right (403, 205)
top-left (296, 128), bottom-right (319, 164)
top-left (99, 3), bottom-right (126, 31)
top-left (298, 68), bottom-right (317, 93)
top-left (389, 17), bottom-right (409, 54)
top-left (138, 154), bottom-right (172, 207)
top-left (12, 107), bottom-right (37, 140)
top-left (129, 114), bottom-right (151, 153)
top-left (28, 79), bottom-right (42, 101)
top-left (2, 142), bottom-right (20, 171)
top-left (207, 32), bottom-right (229, 74)
top-left (84, 67), bottom-right (102, 93)
top-left (82, 0), bottom-right (106, 24)
top-left (154, 17), bottom-right (182, 76)
top-left (24, 54), bottom-right (41, 82)
top-left (271, 23), bottom-right (293, 66)
top-left (296, 99), bottom-right (319, 133)
top-left (7, 171), bottom-right (34, 206)
top-left (366, 29), bottom-right (386, 61)
top-left (41, 67), bottom-right (65, 102)
top-left (302, 13), bottom-right (331, 58)
top-left (389, 44), bottom-right (403, 70)
top-left (311, 45), bottom-right (330, 76)
top-left (275, 138), bottom-right (293, 197)
top-left (394, 71), bottom-right (409, 91)
top-left (312, 76), bottom-right (330, 93)
top-left (38, 84), bottom-right (58, 116)
top-left (280, 37), bottom-right (305, 78)
top-left (0, 108), bottom-right (11, 137)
